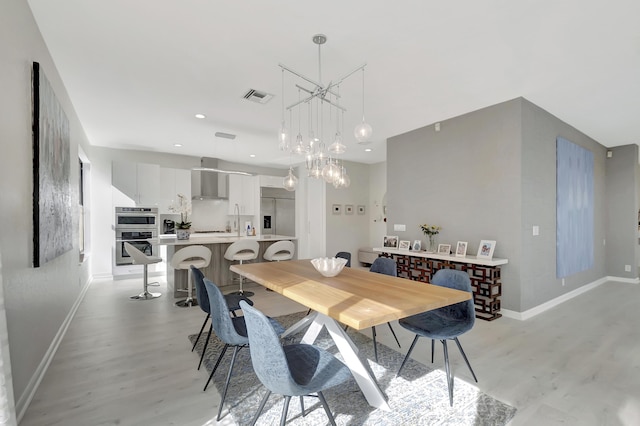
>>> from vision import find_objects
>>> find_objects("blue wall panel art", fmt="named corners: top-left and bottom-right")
top-left (556, 137), bottom-right (594, 278)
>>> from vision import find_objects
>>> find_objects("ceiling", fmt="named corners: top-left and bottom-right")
top-left (27, 0), bottom-right (640, 169)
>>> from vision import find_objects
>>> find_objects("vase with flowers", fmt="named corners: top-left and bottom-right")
top-left (420, 224), bottom-right (441, 253)
top-left (169, 194), bottom-right (192, 240)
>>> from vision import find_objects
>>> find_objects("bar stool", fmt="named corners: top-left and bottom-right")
top-left (224, 239), bottom-right (259, 297)
top-left (263, 240), bottom-right (295, 262)
top-left (170, 245), bottom-right (212, 308)
top-left (124, 242), bottom-right (162, 300)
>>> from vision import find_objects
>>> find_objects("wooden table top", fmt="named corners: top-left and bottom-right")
top-left (231, 259), bottom-right (471, 330)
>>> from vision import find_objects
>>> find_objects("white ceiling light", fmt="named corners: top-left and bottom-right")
top-left (278, 33), bottom-right (370, 190)
top-left (364, 148), bottom-right (372, 152)
top-left (195, 113), bottom-right (206, 119)
top-left (249, 154), bottom-right (256, 158)
top-left (173, 143), bottom-right (183, 147)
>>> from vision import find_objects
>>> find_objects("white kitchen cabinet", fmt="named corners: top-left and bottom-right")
top-left (159, 168), bottom-right (191, 213)
top-left (228, 174), bottom-right (257, 215)
top-left (112, 161), bottom-right (160, 206)
top-left (259, 174), bottom-right (285, 188)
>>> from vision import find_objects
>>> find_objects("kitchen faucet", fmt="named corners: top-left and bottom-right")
top-left (234, 203), bottom-right (240, 238)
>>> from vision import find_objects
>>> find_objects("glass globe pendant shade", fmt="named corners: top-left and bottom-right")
top-left (283, 168), bottom-right (298, 191)
top-left (328, 132), bottom-right (346, 155)
top-left (293, 133), bottom-right (306, 155)
top-left (322, 160), bottom-right (340, 183)
top-left (354, 119), bottom-right (373, 143)
top-left (278, 121), bottom-right (290, 151)
top-left (310, 159), bottom-right (323, 178)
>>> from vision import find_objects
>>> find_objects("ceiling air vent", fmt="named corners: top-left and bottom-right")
top-left (243, 89), bottom-right (273, 104)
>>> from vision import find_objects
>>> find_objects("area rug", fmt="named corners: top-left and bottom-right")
top-left (188, 312), bottom-right (516, 425)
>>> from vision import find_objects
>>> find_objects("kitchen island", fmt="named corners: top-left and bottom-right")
top-left (159, 233), bottom-right (297, 298)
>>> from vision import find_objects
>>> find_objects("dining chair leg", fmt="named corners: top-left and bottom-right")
top-left (396, 335), bottom-right (420, 377)
top-left (192, 314), bottom-right (210, 352)
top-left (217, 346), bottom-right (241, 421)
top-left (371, 326), bottom-right (378, 363)
top-left (280, 395), bottom-right (291, 426)
top-left (442, 339), bottom-right (454, 406)
top-left (454, 337), bottom-right (477, 382)
top-left (198, 325), bottom-right (212, 370)
top-left (431, 339), bottom-right (435, 363)
top-left (387, 322), bottom-right (401, 348)
top-left (250, 390), bottom-right (271, 426)
top-left (204, 344), bottom-right (228, 391)
top-left (300, 396), bottom-right (305, 416)
top-left (317, 391), bottom-right (338, 426)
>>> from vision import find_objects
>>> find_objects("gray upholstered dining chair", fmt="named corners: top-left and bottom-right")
top-left (240, 300), bottom-right (352, 426)
top-left (190, 265), bottom-right (253, 370)
top-left (335, 251), bottom-right (351, 267)
top-left (367, 257), bottom-right (402, 362)
top-left (396, 268), bottom-right (478, 406)
top-left (203, 278), bottom-right (284, 421)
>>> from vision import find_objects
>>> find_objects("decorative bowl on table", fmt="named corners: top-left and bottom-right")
top-left (311, 257), bottom-right (348, 277)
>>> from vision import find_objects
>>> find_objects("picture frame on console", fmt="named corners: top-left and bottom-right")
top-left (455, 241), bottom-right (468, 257)
top-left (437, 244), bottom-right (451, 255)
top-left (412, 240), bottom-right (422, 251)
top-left (383, 235), bottom-right (399, 249)
top-left (399, 240), bottom-right (411, 250)
top-left (476, 240), bottom-right (496, 260)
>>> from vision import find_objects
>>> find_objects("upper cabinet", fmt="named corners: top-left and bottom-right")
top-left (112, 161), bottom-right (160, 206)
top-left (259, 174), bottom-right (285, 189)
top-left (228, 175), bottom-right (257, 215)
top-left (159, 168), bottom-right (191, 214)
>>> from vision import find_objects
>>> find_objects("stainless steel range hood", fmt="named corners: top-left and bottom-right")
top-left (191, 157), bottom-right (253, 200)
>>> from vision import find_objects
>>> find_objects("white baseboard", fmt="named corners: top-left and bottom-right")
top-left (16, 276), bottom-right (93, 422)
top-left (501, 276), bottom-right (617, 321)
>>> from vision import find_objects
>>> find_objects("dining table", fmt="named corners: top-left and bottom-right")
top-left (230, 259), bottom-right (472, 411)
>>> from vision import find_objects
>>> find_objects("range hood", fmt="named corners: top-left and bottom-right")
top-left (191, 157), bottom-right (252, 200)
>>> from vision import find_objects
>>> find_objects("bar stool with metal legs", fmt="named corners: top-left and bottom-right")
top-left (262, 240), bottom-right (295, 262)
top-left (224, 239), bottom-right (259, 297)
top-left (124, 242), bottom-right (162, 300)
top-left (170, 245), bottom-right (212, 308)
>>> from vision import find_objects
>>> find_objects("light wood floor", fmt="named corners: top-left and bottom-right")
top-left (19, 275), bottom-right (640, 426)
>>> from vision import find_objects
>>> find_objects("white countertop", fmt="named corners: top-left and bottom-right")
top-left (373, 247), bottom-right (508, 267)
top-left (158, 233), bottom-right (297, 246)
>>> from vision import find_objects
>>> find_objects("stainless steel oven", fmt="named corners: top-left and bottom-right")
top-left (115, 206), bottom-right (158, 229)
top-left (115, 207), bottom-right (159, 265)
top-left (115, 229), bottom-right (159, 265)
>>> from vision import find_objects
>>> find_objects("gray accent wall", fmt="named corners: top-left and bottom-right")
top-left (387, 97), bottom-right (632, 313)
top-left (605, 144), bottom-right (639, 278)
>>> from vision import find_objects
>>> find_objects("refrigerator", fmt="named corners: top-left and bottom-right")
top-left (260, 187), bottom-right (295, 236)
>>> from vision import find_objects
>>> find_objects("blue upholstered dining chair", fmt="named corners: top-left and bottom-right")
top-left (396, 268), bottom-right (478, 406)
top-left (240, 300), bottom-right (352, 426)
top-left (335, 251), bottom-right (351, 267)
top-left (367, 257), bottom-right (402, 362)
top-left (203, 278), bottom-right (284, 421)
top-left (190, 265), bottom-right (253, 370)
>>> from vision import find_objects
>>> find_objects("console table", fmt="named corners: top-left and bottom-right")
top-left (373, 248), bottom-right (508, 321)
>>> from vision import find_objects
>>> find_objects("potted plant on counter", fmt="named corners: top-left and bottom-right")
top-left (169, 194), bottom-right (192, 240)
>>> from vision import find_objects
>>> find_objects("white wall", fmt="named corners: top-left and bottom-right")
top-left (0, 0), bottom-right (91, 419)
top-left (325, 161), bottom-right (371, 260)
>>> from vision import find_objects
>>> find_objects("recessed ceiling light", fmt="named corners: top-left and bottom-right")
top-left (249, 154), bottom-right (256, 158)
top-left (173, 143), bottom-right (183, 147)
top-left (364, 148), bottom-right (373, 152)
top-left (195, 113), bottom-right (206, 119)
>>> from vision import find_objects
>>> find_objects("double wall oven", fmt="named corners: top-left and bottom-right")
top-left (115, 207), bottom-right (159, 266)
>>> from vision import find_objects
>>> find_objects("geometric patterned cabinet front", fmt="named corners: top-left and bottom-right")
top-left (378, 250), bottom-right (507, 321)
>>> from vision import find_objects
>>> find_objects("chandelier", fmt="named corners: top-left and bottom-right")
top-left (279, 34), bottom-right (372, 191)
